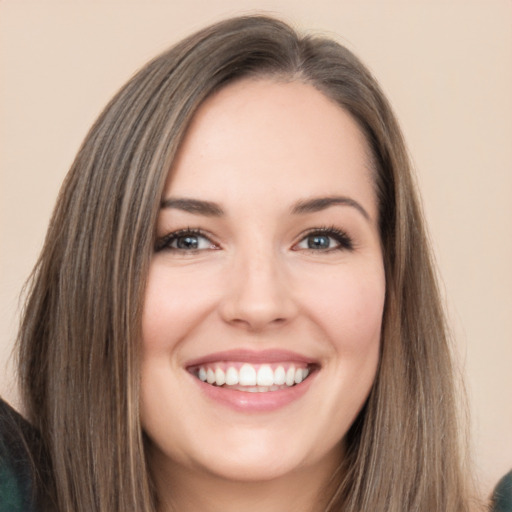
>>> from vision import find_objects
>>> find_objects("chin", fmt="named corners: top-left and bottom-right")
top-left (217, 446), bottom-right (304, 482)
top-left (179, 423), bottom-right (343, 484)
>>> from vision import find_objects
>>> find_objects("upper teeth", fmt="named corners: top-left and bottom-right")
top-left (196, 363), bottom-right (310, 388)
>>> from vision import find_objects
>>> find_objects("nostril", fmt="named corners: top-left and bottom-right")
top-left (226, 314), bottom-right (290, 331)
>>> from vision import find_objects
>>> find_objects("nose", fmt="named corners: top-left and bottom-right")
top-left (218, 246), bottom-right (299, 332)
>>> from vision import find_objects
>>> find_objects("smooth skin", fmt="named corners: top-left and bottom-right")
top-left (140, 79), bottom-right (386, 512)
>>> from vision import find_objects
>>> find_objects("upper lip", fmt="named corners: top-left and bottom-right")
top-left (184, 349), bottom-right (319, 368)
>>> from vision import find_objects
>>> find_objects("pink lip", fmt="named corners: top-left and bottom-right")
top-left (189, 370), bottom-right (317, 412)
top-left (184, 349), bottom-right (319, 413)
top-left (184, 349), bottom-right (317, 367)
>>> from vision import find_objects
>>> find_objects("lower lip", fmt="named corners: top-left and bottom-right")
top-left (190, 372), bottom-right (317, 412)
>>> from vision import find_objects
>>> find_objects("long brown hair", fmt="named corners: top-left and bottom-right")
top-left (17, 15), bottom-right (480, 511)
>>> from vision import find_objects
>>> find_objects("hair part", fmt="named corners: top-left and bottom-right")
top-left (17, 14), bottom-right (479, 511)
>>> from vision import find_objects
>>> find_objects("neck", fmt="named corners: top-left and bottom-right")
top-left (150, 448), bottom-right (342, 512)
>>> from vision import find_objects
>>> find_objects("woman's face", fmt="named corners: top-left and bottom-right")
top-left (141, 79), bottom-right (385, 484)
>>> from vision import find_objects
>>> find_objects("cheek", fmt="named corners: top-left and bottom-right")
top-left (299, 264), bottom-right (385, 354)
top-left (141, 262), bottom-right (220, 352)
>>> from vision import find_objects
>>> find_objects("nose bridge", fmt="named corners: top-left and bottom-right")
top-left (220, 236), bottom-right (296, 330)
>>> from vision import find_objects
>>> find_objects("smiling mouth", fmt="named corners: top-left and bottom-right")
top-left (188, 362), bottom-right (315, 393)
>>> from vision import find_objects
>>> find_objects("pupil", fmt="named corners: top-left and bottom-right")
top-left (177, 236), bottom-right (198, 249)
top-left (308, 235), bottom-right (330, 249)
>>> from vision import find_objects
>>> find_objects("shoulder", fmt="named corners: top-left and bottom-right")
top-left (0, 398), bottom-right (39, 512)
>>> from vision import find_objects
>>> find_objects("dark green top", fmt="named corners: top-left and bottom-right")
top-left (0, 399), bottom-right (39, 512)
top-left (492, 470), bottom-right (512, 512)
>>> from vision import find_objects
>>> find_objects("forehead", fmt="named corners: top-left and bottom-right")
top-left (166, 79), bottom-right (377, 219)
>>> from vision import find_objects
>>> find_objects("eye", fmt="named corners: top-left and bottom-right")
top-left (294, 227), bottom-right (353, 252)
top-left (155, 229), bottom-right (218, 253)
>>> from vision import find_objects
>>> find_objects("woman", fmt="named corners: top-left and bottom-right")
top-left (7, 14), bottom-right (483, 511)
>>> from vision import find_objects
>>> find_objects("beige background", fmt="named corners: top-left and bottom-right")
top-left (1, 0), bottom-right (511, 497)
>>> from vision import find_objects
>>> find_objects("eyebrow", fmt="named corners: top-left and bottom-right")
top-left (160, 197), bottom-right (224, 216)
top-left (291, 196), bottom-right (370, 220)
top-left (160, 195), bottom-right (370, 220)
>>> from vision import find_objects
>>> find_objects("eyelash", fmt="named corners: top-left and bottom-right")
top-left (295, 226), bottom-right (354, 252)
top-left (154, 228), bottom-right (216, 253)
top-left (154, 226), bottom-right (354, 253)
